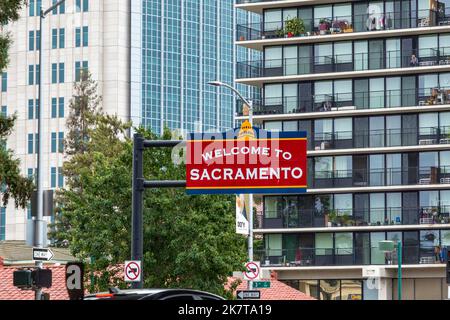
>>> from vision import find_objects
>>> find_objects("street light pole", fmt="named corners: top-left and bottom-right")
top-left (35, 0), bottom-right (66, 301)
top-left (207, 81), bottom-right (254, 290)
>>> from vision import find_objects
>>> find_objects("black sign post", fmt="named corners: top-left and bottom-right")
top-left (66, 262), bottom-right (85, 300)
top-left (131, 134), bottom-right (185, 289)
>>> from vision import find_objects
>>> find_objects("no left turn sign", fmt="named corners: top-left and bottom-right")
top-left (243, 261), bottom-right (260, 281)
top-left (124, 260), bottom-right (141, 282)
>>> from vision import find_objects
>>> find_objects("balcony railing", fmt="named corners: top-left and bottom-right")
top-left (311, 166), bottom-right (450, 189)
top-left (237, 88), bottom-right (450, 116)
top-left (255, 245), bottom-right (445, 267)
top-left (236, 9), bottom-right (446, 41)
top-left (237, 48), bottom-right (450, 79)
top-left (259, 206), bottom-right (450, 229)
top-left (311, 127), bottom-right (450, 150)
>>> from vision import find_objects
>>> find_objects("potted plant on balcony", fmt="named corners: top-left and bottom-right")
top-left (275, 27), bottom-right (285, 38)
top-left (319, 18), bottom-right (331, 35)
top-left (284, 17), bottom-right (305, 38)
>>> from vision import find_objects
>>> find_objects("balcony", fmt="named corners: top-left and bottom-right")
top-left (311, 166), bottom-right (450, 189)
top-left (255, 245), bottom-right (445, 267)
top-left (259, 206), bottom-right (450, 229)
top-left (237, 88), bottom-right (450, 116)
top-left (236, 9), bottom-right (448, 42)
top-left (311, 127), bottom-right (450, 151)
top-left (237, 48), bottom-right (450, 80)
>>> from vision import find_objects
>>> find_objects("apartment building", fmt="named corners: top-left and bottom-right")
top-left (235, 0), bottom-right (450, 300)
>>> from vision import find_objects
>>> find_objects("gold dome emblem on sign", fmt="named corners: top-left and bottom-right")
top-left (238, 120), bottom-right (255, 140)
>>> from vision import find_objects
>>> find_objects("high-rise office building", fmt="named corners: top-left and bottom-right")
top-left (0, 0), bottom-right (249, 241)
top-left (236, 0), bottom-right (450, 300)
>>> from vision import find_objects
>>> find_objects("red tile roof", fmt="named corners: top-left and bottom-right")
top-left (0, 264), bottom-right (69, 300)
top-left (227, 277), bottom-right (316, 301)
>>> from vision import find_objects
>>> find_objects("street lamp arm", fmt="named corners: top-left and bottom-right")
top-left (208, 81), bottom-right (252, 108)
top-left (42, 0), bottom-right (66, 17)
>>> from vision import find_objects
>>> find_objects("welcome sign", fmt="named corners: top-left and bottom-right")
top-left (186, 121), bottom-right (307, 195)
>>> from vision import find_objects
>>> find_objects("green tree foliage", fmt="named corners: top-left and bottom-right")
top-left (0, 2), bottom-right (32, 208)
top-left (0, 113), bottom-right (34, 208)
top-left (0, 0), bottom-right (26, 71)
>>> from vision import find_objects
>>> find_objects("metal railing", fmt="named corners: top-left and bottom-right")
top-left (236, 9), bottom-right (444, 41)
top-left (311, 166), bottom-right (450, 188)
top-left (236, 88), bottom-right (450, 116)
top-left (259, 206), bottom-right (450, 229)
top-left (237, 48), bottom-right (450, 79)
top-left (254, 244), bottom-right (445, 267)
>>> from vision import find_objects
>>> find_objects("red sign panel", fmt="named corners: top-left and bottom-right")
top-left (186, 122), bottom-right (307, 195)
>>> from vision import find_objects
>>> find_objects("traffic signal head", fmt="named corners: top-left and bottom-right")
top-left (13, 270), bottom-right (33, 289)
top-left (33, 268), bottom-right (52, 288)
top-left (13, 268), bottom-right (52, 289)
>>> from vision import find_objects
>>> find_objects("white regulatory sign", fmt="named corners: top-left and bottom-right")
top-left (124, 260), bottom-right (142, 282)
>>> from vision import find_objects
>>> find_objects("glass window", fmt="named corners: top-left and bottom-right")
top-left (283, 46), bottom-right (298, 76)
top-left (354, 41), bottom-right (368, 71)
top-left (315, 233), bottom-right (333, 256)
top-left (440, 151), bottom-right (450, 174)
top-left (314, 81), bottom-right (333, 107)
top-left (28, 100), bottom-right (34, 120)
top-left (335, 233), bottom-right (353, 255)
top-left (29, 31), bottom-right (35, 51)
top-left (264, 121), bottom-right (282, 131)
top-left (264, 10), bottom-right (282, 31)
top-left (315, 157), bottom-right (333, 179)
top-left (418, 74), bottom-right (439, 98)
top-left (59, 28), bottom-right (65, 48)
top-left (386, 153), bottom-right (402, 186)
top-left (420, 230), bottom-right (439, 260)
top-left (439, 34), bottom-right (450, 56)
top-left (334, 4), bottom-right (352, 24)
top-left (386, 77), bottom-right (401, 108)
top-left (283, 83), bottom-right (297, 113)
top-left (387, 193), bottom-right (402, 224)
top-left (51, 132), bottom-right (57, 153)
top-left (441, 230), bottom-right (450, 246)
top-left (419, 113), bottom-right (438, 136)
top-left (51, 98), bottom-right (57, 118)
top-left (314, 6), bottom-right (332, 28)
top-left (334, 194), bottom-right (352, 215)
top-left (52, 63), bottom-right (57, 84)
top-left (75, 28), bottom-right (81, 47)
top-left (28, 65), bottom-right (34, 85)
top-left (265, 47), bottom-right (282, 69)
top-left (440, 73), bottom-right (450, 90)
top-left (28, 134), bottom-right (34, 154)
top-left (370, 78), bottom-right (385, 108)
top-left (266, 234), bottom-right (282, 256)
top-left (370, 116), bottom-right (385, 147)
top-left (52, 29), bottom-right (57, 49)
top-left (82, 26), bottom-right (88, 47)
top-left (334, 80), bottom-right (352, 104)
top-left (314, 119), bottom-right (333, 141)
top-left (59, 63), bottom-right (65, 83)
top-left (335, 156), bottom-right (352, 179)
top-left (419, 35), bottom-right (438, 58)
top-left (58, 97), bottom-right (65, 118)
top-left (370, 155), bottom-right (385, 186)
top-left (283, 121), bottom-right (298, 131)
top-left (386, 38), bottom-right (401, 68)
top-left (315, 44), bottom-right (333, 65)
top-left (320, 280), bottom-right (340, 300)
top-left (1, 73), bottom-right (7, 92)
top-left (386, 115), bottom-right (401, 147)
top-left (264, 84), bottom-right (282, 106)
top-left (420, 151), bottom-right (439, 167)
top-left (370, 232), bottom-right (386, 264)
top-left (334, 118), bottom-right (352, 140)
top-left (264, 197), bottom-right (278, 218)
